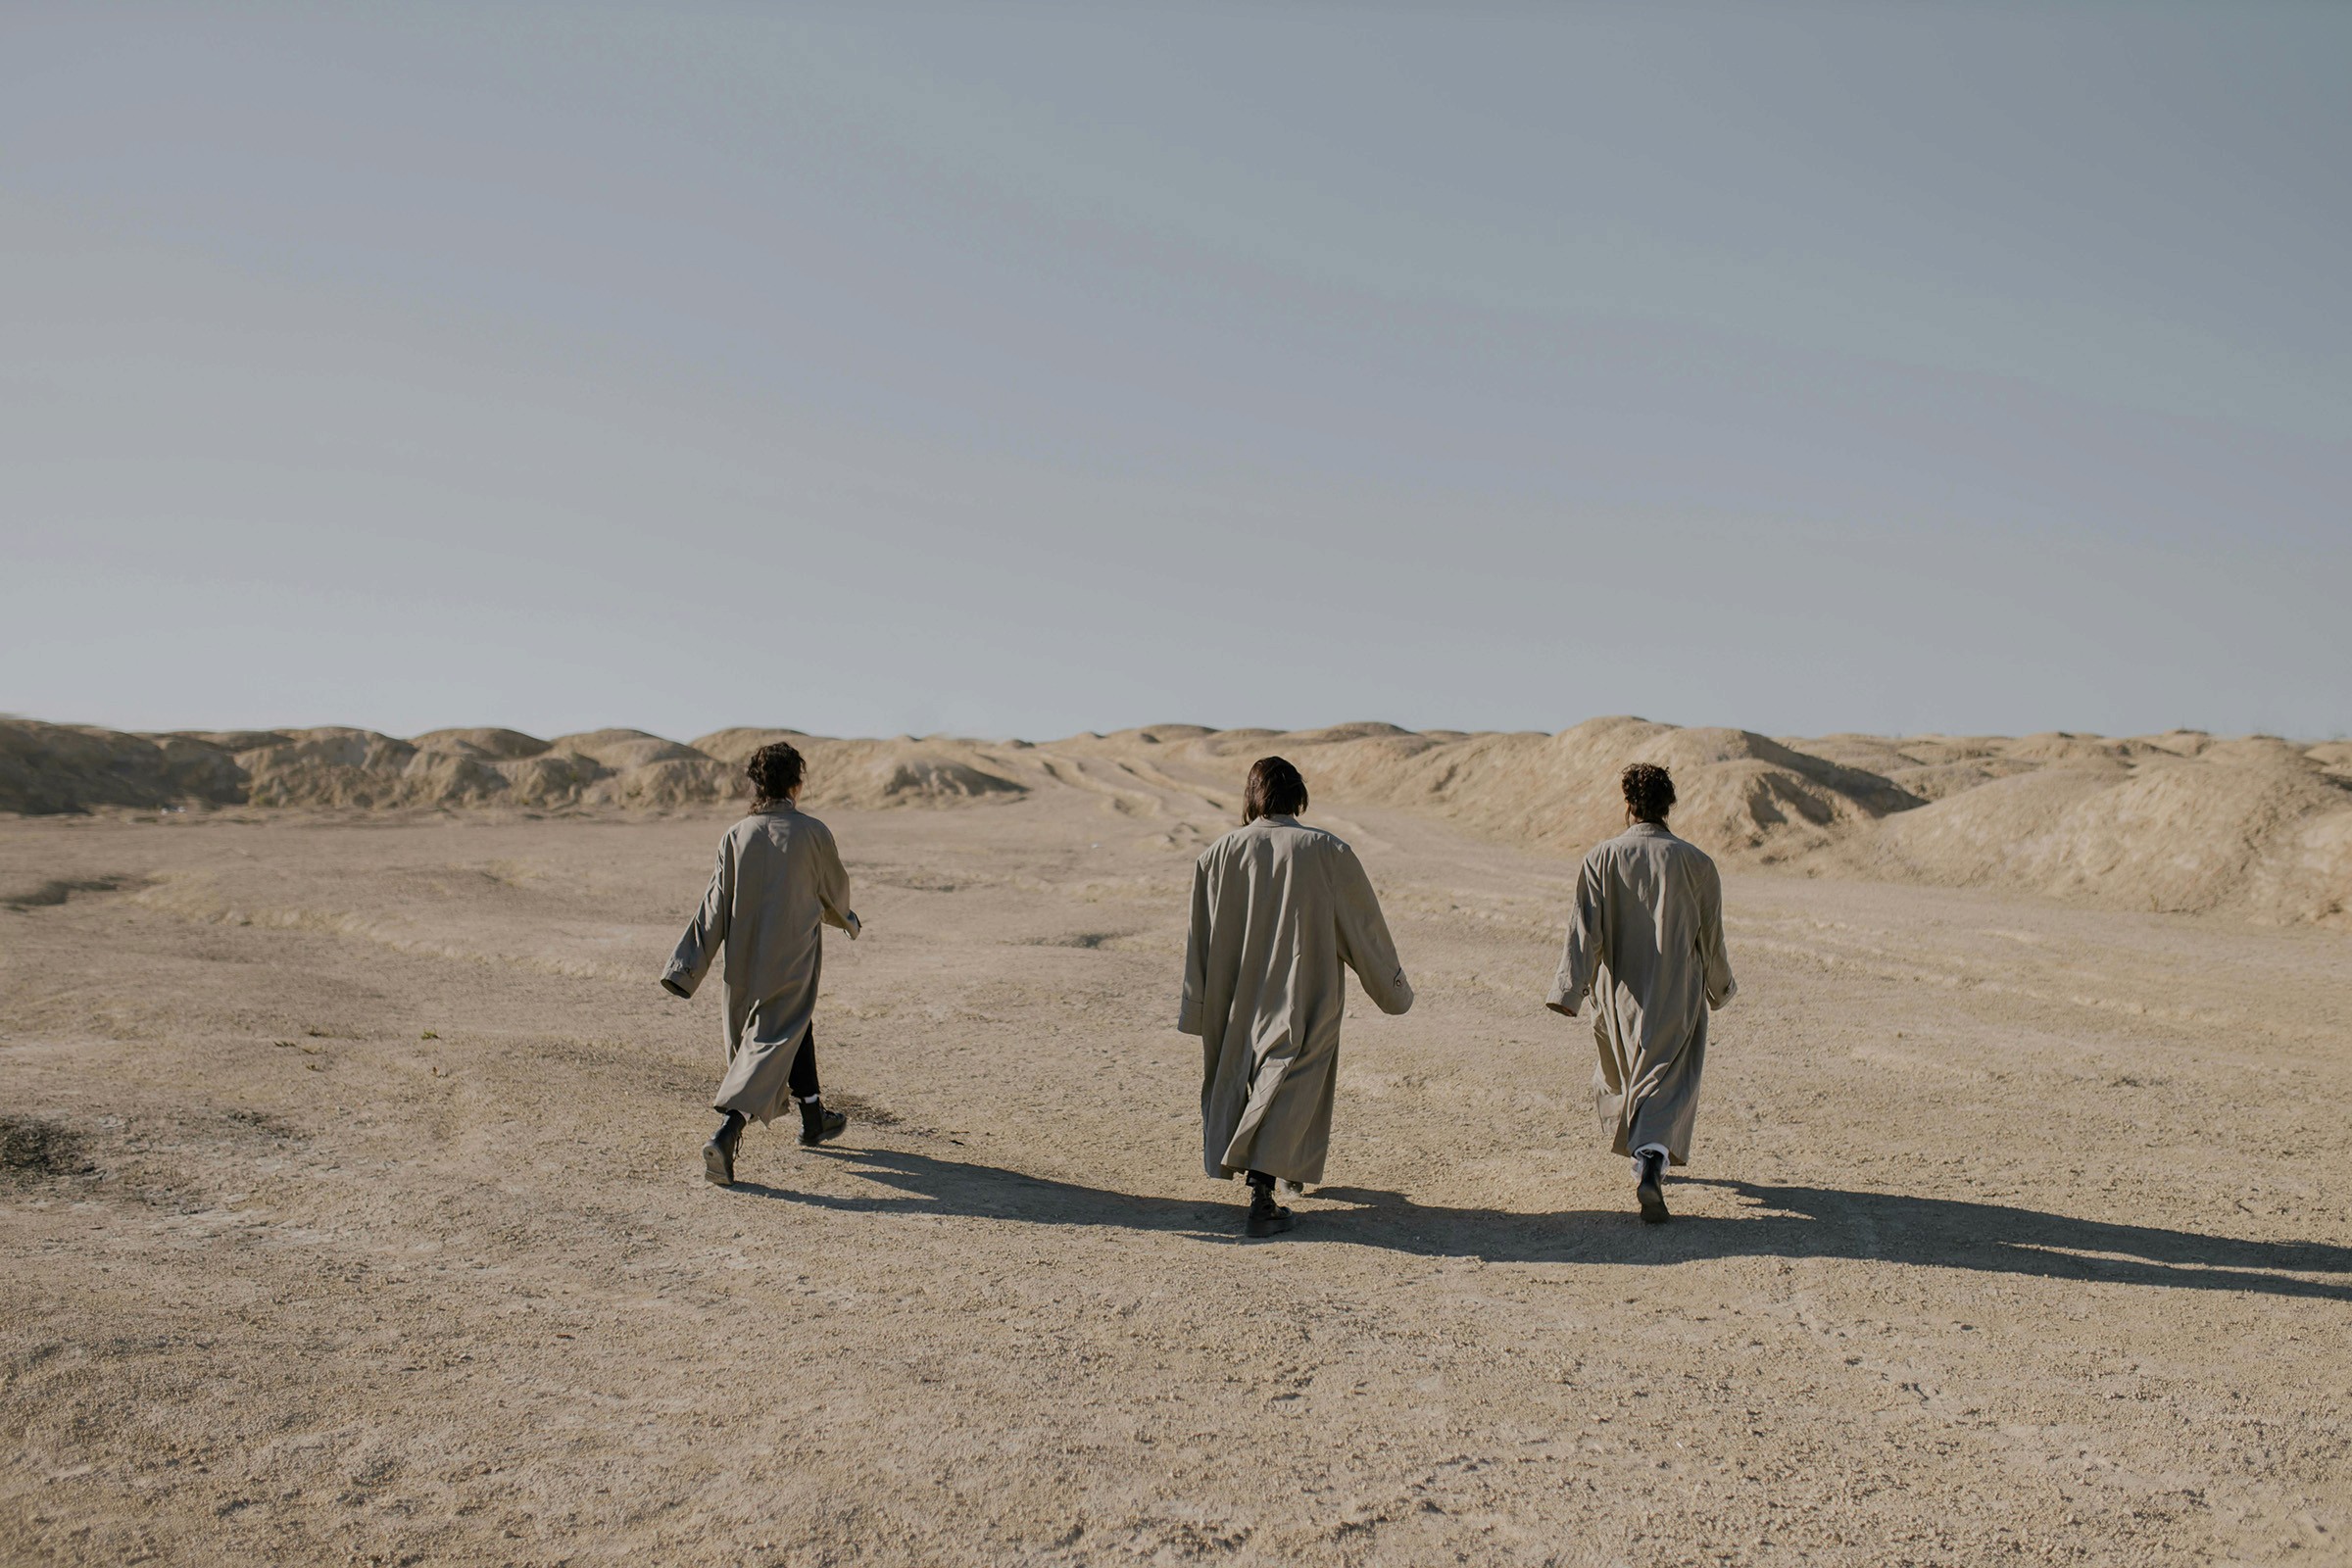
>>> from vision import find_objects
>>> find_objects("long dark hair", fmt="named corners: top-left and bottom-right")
top-left (1244, 756), bottom-right (1308, 823)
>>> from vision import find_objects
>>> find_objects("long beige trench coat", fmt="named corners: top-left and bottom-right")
top-left (662, 807), bottom-right (860, 1124)
top-left (1180, 814), bottom-right (1414, 1187)
top-left (1546, 821), bottom-right (1737, 1163)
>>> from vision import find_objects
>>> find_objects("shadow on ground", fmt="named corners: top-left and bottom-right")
top-left (726, 1146), bottom-right (2352, 1300)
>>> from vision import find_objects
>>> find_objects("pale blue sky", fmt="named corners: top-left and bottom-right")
top-left (4, 4), bottom-right (2346, 741)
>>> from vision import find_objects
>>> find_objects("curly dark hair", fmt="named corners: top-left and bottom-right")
top-left (1244, 756), bottom-right (1308, 823)
top-left (1621, 761), bottom-right (1675, 823)
top-left (747, 740), bottom-right (806, 806)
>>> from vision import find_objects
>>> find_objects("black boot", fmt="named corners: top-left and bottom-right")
top-left (1635, 1150), bottom-right (1669, 1224)
top-left (704, 1110), bottom-right (746, 1187)
top-left (799, 1098), bottom-right (847, 1148)
top-left (1245, 1171), bottom-right (1293, 1238)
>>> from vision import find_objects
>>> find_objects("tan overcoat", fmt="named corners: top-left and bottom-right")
top-left (1546, 821), bottom-right (1737, 1163)
top-left (662, 807), bottom-right (859, 1124)
top-left (1180, 814), bottom-right (1413, 1187)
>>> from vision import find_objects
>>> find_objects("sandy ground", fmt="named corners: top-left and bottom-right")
top-left (3, 773), bottom-right (2348, 1566)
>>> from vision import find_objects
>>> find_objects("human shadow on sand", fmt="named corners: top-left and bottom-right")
top-left (727, 1147), bottom-right (2352, 1301)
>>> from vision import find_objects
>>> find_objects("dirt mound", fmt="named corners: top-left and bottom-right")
top-left (1075, 716), bottom-right (1920, 864)
top-left (0, 721), bottom-right (747, 815)
top-left (548, 729), bottom-right (708, 770)
top-left (801, 741), bottom-right (1032, 808)
top-left (0, 721), bottom-right (1040, 818)
top-left (690, 730), bottom-right (1032, 808)
top-left (493, 751), bottom-right (609, 807)
top-left (688, 728), bottom-right (812, 767)
top-left (5, 714), bottom-right (2344, 924)
top-left (0, 720), bottom-right (238, 812)
top-left (163, 729), bottom-right (296, 752)
top-left (1839, 752), bottom-right (2352, 923)
top-left (866, 753), bottom-right (1029, 803)
top-left (236, 730), bottom-right (488, 808)
top-left (409, 727), bottom-right (553, 760)
top-left (1064, 718), bottom-right (2352, 925)
top-left (582, 754), bottom-right (734, 809)
top-left (1780, 730), bottom-right (2352, 925)
top-left (1783, 734), bottom-right (2024, 802)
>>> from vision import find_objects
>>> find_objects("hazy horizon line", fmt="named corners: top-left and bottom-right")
top-left (9, 712), bottom-right (2340, 747)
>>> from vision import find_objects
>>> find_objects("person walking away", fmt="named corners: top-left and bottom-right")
top-left (660, 740), bottom-right (860, 1186)
top-left (1546, 762), bottom-right (1737, 1223)
top-left (1181, 757), bottom-right (1415, 1237)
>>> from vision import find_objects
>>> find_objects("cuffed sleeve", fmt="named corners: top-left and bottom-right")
top-left (1178, 858), bottom-right (1210, 1035)
top-left (1333, 846), bottom-right (1413, 1016)
top-left (662, 840), bottom-right (733, 999)
top-left (1546, 853), bottom-right (1605, 1016)
top-left (1698, 859), bottom-right (1737, 1010)
top-left (811, 823), bottom-right (860, 940)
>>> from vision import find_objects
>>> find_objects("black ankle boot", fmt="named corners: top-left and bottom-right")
top-left (1245, 1172), bottom-right (1293, 1238)
top-left (1635, 1150), bottom-right (1669, 1224)
top-left (799, 1099), bottom-right (846, 1148)
top-left (704, 1111), bottom-right (745, 1187)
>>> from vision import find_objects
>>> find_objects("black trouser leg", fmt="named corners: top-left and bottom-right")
top-left (792, 1028), bottom-right (846, 1148)
top-left (787, 1027), bottom-right (821, 1102)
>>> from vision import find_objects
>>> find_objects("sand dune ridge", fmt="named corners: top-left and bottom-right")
top-left (4, 714), bottom-right (2346, 926)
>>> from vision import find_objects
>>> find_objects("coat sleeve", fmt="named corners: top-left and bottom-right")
top-left (812, 822), bottom-right (861, 940)
top-left (662, 839), bottom-right (733, 997)
top-left (1546, 853), bottom-right (1606, 1016)
top-left (1333, 846), bottom-right (1414, 1016)
top-left (1697, 857), bottom-right (1737, 1009)
top-left (1178, 855), bottom-right (1211, 1036)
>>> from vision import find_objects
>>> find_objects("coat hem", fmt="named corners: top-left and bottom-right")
top-left (1209, 1161), bottom-right (1313, 1196)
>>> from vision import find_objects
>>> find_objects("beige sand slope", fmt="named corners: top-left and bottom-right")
top-left (3, 715), bottom-right (2347, 925)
